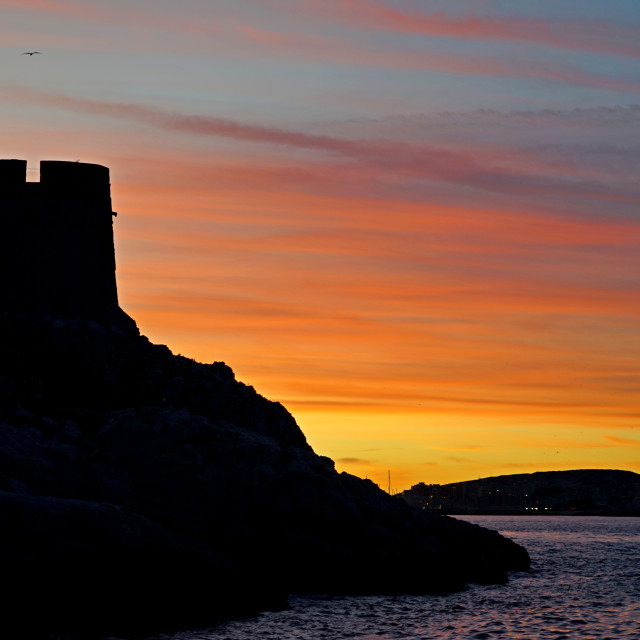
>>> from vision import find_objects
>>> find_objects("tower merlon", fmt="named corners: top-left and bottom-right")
top-left (0, 159), bottom-right (27, 187)
top-left (40, 160), bottom-right (111, 195)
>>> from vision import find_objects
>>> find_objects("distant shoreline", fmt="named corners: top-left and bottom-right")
top-left (401, 469), bottom-right (640, 518)
top-left (447, 511), bottom-right (640, 517)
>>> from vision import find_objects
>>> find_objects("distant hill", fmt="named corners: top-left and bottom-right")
top-left (401, 469), bottom-right (640, 516)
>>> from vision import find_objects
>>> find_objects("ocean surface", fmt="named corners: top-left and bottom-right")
top-left (146, 516), bottom-right (640, 640)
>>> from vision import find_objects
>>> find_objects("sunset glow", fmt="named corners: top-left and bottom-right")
top-left (3, 0), bottom-right (639, 488)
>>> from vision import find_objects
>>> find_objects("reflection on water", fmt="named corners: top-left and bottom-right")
top-left (149, 516), bottom-right (640, 640)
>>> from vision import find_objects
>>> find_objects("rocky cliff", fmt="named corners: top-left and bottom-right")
top-left (0, 311), bottom-right (530, 638)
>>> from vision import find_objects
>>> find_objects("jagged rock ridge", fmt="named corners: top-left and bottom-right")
top-left (0, 312), bottom-right (530, 638)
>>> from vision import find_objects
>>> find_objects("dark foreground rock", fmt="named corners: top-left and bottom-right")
top-left (0, 311), bottom-right (530, 638)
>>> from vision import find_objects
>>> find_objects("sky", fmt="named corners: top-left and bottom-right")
top-left (2, 0), bottom-right (639, 490)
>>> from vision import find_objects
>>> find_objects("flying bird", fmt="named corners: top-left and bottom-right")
top-left (22, 51), bottom-right (41, 56)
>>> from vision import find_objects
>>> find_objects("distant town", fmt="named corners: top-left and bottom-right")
top-left (400, 469), bottom-right (640, 516)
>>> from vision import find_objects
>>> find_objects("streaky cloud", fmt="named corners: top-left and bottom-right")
top-left (336, 457), bottom-right (373, 466)
top-left (5, 85), bottom-right (640, 205)
top-left (304, 0), bottom-right (640, 59)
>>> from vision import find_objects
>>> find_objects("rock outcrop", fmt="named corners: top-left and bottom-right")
top-left (0, 311), bottom-right (530, 638)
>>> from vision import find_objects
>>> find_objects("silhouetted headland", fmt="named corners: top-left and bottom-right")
top-left (402, 470), bottom-right (640, 515)
top-left (0, 160), bottom-right (529, 638)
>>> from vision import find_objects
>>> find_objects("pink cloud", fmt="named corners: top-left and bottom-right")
top-left (6, 86), bottom-right (640, 208)
top-left (206, 20), bottom-right (640, 94)
top-left (0, 86), bottom-right (497, 180)
top-left (0, 0), bottom-right (81, 12)
top-left (0, 0), bottom-right (113, 21)
top-left (8, 0), bottom-right (639, 60)
top-left (3, 1), bottom-right (637, 92)
top-left (304, 0), bottom-right (640, 58)
top-left (0, 0), bottom-right (224, 44)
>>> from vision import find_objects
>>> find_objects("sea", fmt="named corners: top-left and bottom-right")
top-left (144, 516), bottom-right (639, 640)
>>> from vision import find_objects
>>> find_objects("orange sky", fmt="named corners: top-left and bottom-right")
top-left (2, 1), bottom-right (639, 489)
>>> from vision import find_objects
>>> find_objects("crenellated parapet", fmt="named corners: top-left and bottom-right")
top-left (0, 159), bottom-right (27, 187)
top-left (0, 159), bottom-right (129, 326)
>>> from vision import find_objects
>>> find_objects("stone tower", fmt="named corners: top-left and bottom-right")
top-left (0, 159), bottom-right (130, 326)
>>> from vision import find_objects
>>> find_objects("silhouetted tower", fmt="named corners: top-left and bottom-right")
top-left (0, 159), bottom-right (129, 325)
